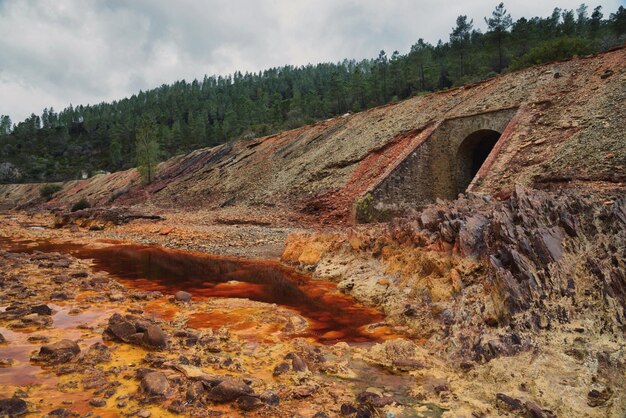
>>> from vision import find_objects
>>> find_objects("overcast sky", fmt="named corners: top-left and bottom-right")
top-left (0, 0), bottom-right (623, 123)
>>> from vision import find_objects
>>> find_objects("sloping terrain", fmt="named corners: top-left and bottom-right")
top-left (1, 46), bottom-right (624, 221)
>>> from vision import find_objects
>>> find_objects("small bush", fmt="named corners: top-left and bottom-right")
top-left (354, 193), bottom-right (391, 223)
top-left (483, 71), bottom-right (498, 80)
top-left (40, 184), bottom-right (62, 200)
top-left (108, 187), bottom-right (129, 203)
top-left (71, 198), bottom-right (91, 212)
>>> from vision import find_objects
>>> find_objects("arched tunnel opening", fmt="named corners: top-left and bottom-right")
top-left (456, 129), bottom-right (501, 194)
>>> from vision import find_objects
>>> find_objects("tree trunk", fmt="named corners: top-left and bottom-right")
top-left (498, 34), bottom-right (503, 73)
top-left (460, 49), bottom-right (465, 77)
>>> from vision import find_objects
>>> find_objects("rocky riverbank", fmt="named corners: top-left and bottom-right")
top-left (282, 186), bottom-right (626, 417)
top-left (0, 185), bottom-right (625, 417)
top-left (0, 230), bottom-right (440, 417)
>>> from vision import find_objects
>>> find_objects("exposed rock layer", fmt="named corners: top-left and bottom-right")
top-left (282, 187), bottom-right (626, 417)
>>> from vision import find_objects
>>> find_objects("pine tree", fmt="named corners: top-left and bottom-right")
top-left (135, 116), bottom-right (160, 184)
top-left (109, 124), bottom-right (123, 169)
top-left (171, 120), bottom-right (183, 151)
top-left (349, 67), bottom-right (367, 111)
top-left (590, 6), bottom-right (603, 35)
top-left (450, 15), bottom-right (474, 77)
top-left (330, 71), bottom-right (346, 113)
top-left (377, 50), bottom-right (388, 103)
top-left (610, 6), bottom-right (626, 36)
top-left (189, 111), bottom-right (207, 147)
top-left (576, 4), bottom-right (589, 35)
top-left (0, 115), bottom-right (11, 135)
top-left (561, 9), bottom-right (577, 36)
top-left (409, 39), bottom-right (432, 91)
top-left (485, 3), bottom-right (513, 72)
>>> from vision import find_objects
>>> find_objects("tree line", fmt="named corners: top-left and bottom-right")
top-left (1, 3), bottom-right (625, 183)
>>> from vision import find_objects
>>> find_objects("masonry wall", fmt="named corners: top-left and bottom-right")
top-left (364, 108), bottom-right (518, 218)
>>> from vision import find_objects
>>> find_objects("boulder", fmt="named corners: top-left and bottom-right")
top-left (272, 362), bottom-right (290, 376)
top-left (19, 313), bottom-right (51, 328)
top-left (292, 384), bottom-right (316, 398)
top-left (167, 400), bottom-right (186, 414)
top-left (50, 292), bottom-right (72, 301)
top-left (186, 381), bottom-right (205, 402)
top-left (340, 404), bottom-right (357, 415)
top-left (173, 364), bottom-right (219, 383)
top-left (174, 291), bottom-right (192, 302)
top-left (27, 335), bottom-right (49, 343)
top-left (89, 398), bottom-right (106, 407)
top-left (0, 397), bottom-right (28, 416)
top-left (36, 340), bottom-right (80, 364)
top-left (587, 387), bottom-right (613, 407)
top-left (236, 395), bottom-right (264, 411)
top-left (524, 400), bottom-right (555, 418)
top-left (140, 372), bottom-right (170, 397)
top-left (285, 352), bottom-right (308, 372)
top-left (142, 325), bottom-right (167, 349)
top-left (0, 307), bottom-right (29, 320)
top-left (106, 320), bottom-right (137, 343)
top-left (0, 358), bottom-right (15, 368)
top-left (31, 304), bottom-right (53, 315)
top-left (208, 379), bottom-right (253, 402)
top-left (104, 315), bottom-right (167, 350)
top-left (83, 342), bottom-right (111, 365)
top-left (260, 390), bottom-right (280, 406)
top-left (356, 390), bottom-right (394, 407)
top-left (108, 293), bottom-right (125, 302)
top-left (496, 393), bottom-right (524, 412)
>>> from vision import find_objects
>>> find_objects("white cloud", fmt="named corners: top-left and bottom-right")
top-left (0, 0), bottom-right (622, 122)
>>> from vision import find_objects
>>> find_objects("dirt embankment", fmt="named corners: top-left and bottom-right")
top-left (282, 186), bottom-right (626, 417)
top-left (1, 47), bottom-right (625, 221)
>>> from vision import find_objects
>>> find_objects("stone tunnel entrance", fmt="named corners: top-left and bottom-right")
top-left (358, 107), bottom-right (518, 222)
top-left (456, 129), bottom-right (501, 194)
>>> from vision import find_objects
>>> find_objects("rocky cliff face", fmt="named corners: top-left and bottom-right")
top-left (392, 186), bottom-right (626, 328)
top-left (284, 186), bottom-right (626, 360)
top-left (282, 186), bottom-right (626, 416)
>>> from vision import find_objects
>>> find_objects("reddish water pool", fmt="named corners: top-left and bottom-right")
top-left (0, 238), bottom-right (389, 343)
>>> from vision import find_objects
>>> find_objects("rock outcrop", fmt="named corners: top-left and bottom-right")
top-left (390, 186), bottom-right (626, 329)
top-left (285, 186), bottom-right (626, 365)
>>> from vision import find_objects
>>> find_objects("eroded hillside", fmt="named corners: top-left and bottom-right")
top-left (1, 46), bottom-right (624, 221)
